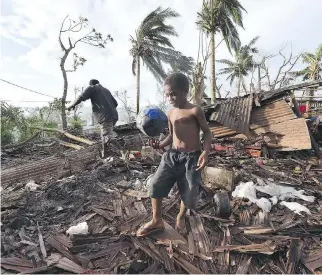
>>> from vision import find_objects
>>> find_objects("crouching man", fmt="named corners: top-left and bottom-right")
top-left (67, 79), bottom-right (119, 157)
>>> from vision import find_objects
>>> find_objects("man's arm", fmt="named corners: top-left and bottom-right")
top-left (67, 86), bottom-right (94, 110)
top-left (195, 106), bottom-right (212, 153)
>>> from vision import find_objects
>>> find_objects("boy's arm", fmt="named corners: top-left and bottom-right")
top-left (195, 106), bottom-right (212, 154)
top-left (159, 114), bottom-right (173, 149)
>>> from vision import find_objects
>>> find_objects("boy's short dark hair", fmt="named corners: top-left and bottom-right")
top-left (164, 72), bottom-right (189, 93)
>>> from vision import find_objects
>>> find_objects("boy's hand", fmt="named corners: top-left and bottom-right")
top-left (148, 138), bottom-right (160, 149)
top-left (196, 151), bottom-right (208, 171)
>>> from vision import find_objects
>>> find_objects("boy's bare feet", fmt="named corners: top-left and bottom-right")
top-left (136, 219), bottom-right (165, 237)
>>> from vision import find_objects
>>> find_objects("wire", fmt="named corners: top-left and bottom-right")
top-left (0, 79), bottom-right (56, 98)
top-left (0, 99), bottom-right (51, 103)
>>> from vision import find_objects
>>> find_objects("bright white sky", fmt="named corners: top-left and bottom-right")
top-left (1, 0), bottom-right (322, 110)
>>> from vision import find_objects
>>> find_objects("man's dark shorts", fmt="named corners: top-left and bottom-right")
top-left (149, 149), bottom-right (202, 210)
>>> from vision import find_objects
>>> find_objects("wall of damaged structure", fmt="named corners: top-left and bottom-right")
top-left (1, 144), bottom-right (99, 186)
top-left (206, 94), bottom-right (312, 151)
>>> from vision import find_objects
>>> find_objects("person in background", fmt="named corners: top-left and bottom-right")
top-left (67, 79), bottom-right (119, 157)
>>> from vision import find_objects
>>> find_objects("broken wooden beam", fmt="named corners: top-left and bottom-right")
top-left (31, 126), bottom-right (95, 145)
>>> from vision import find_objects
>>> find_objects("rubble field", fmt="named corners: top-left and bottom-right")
top-left (1, 126), bottom-right (322, 274)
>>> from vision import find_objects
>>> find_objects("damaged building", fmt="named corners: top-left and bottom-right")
top-left (204, 80), bottom-right (322, 157)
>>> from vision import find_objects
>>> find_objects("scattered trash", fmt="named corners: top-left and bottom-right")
top-left (255, 183), bottom-right (315, 202)
top-left (66, 222), bottom-right (89, 235)
top-left (293, 166), bottom-right (302, 174)
top-left (141, 146), bottom-right (155, 160)
top-left (143, 174), bottom-right (154, 191)
top-left (133, 178), bottom-right (143, 190)
top-left (132, 170), bottom-right (144, 176)
top-left (25, 181), bottom-right (40, 191)
top-left (256, 158), bottom-right (265, 165)
top-left (280, 201), bottom-right (311, 216)
top-left (269, 196), bottom-right (278, 205)
top-left (104, 156), bottom-right (114, 163)
top-left (232, 180), bottom-right (316, 213)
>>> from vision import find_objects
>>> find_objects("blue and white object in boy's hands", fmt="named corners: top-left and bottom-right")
top-left (136, 105), bottom-right (168, 137)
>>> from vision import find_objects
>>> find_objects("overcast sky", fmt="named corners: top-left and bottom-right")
top-left (1, 0), bottom-right (322, 110)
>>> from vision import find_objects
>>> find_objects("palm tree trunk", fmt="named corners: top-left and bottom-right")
top-left (210, 32), bottom-right (215, 104)
top-left (257, 65), bottom-right (261, 91)
top-left (237, 75), bottom-right (241, 96)
top-left (136, 55), bottom-right (141, 114)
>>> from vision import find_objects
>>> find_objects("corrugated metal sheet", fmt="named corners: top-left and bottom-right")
top-left (211, 94), bottom-right (253, 133)
top-left (260, 79), bottom-right (322, 102)
top-left (253, 118), bottom-right (311, 151)
top-left (250, 99), bottom-right (296, 130)
top-left (209, 122), bottom-right (237, 138)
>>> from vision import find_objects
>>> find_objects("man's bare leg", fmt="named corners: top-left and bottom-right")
top-left (176, 200), bottom-right (187, 231)
top-left (101, 138), bottom-right (106, 158)
top-left (137, 198), bottom-right (164, 235)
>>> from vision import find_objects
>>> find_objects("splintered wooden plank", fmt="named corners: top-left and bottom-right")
top-left (125, 206), bottom-right (138, 217)
top-left (113, 199), bottom-right (123, 217)
top-left (118, 214), bottom-right (149, 235)
top-left (235, 255), bottom-right (252, 274)
top-left (188, 216), bottom-right (211, 255)
top-left (91, 206), bottom-right (114, 221)
top-left (123, 189), bottom-right (149, 199)
top-left (286, 240), bottom-right (303, 274)
top-left (131, 237), bottom-right (163, 262)
top-left (151, 221), bottom-right (189, 255)
top-left (188, 232), bottom-right (195, 255)
top-left (46, 235), bottom-right (75, 261)
top-left (134, 201), bottom-right (147, 214)
top-left (213, 241), bottom-right (277, 255)
top-left (158, 245), bottom-right (175, 272)
top-left (74, 212), bottom-right (97, 224)
top-left (173, 253), bottom-right (203, 274)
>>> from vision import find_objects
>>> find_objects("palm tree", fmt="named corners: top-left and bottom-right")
top-left (196, 0), bottom-right (246, 103)
top-left (293, 44), bottom-right (322, 81)
top-left (292, 44), bottom-right (322, 110)
top-left (130, 7), bottom-right (188, 114)
top-left (217, 36), bottom-right (259, 96)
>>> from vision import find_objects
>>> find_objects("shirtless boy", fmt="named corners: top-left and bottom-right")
top-left (137, 72), bottom-right (212, 237)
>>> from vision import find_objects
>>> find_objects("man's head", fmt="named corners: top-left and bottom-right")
top-left (164, 72), bottom-right (189, 108)
top-left (89, 79), bottom-right (99, 86)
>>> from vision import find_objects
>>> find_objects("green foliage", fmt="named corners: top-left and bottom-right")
top-left (130, 7), bottom-right (193, 82)
top-left (1, 102), bottom-right (27, 145)
top-left (217, 36), bottom-right (259, 93)
top-left (196, 0), bottom-right (246, 52)
top-left (69, 118), bottom-right (83, 135)
top-left (292, 44), bottom-right (322, 81)
top-left (1, 100), bottom-right (60, 146)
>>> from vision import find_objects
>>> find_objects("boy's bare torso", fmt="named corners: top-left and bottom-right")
top-left (168, 103), bottom-right (200, 152)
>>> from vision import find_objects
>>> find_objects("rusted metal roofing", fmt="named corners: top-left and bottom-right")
top-left (209, 122), bottom-right (237, 138)
top-left (210, 94), bottom-right (253, 134)
top-left (253, 118), bottom-right (311, 151)
top-left (260, 79), bottom-right (322, 102)
top-left (250, 99), bottom-right (296, 130)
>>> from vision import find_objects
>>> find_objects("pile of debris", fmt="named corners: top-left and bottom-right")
top-left (1, 139), bottom-right (322, 274)
top-left (205, 80), bottom-right (322, 158)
